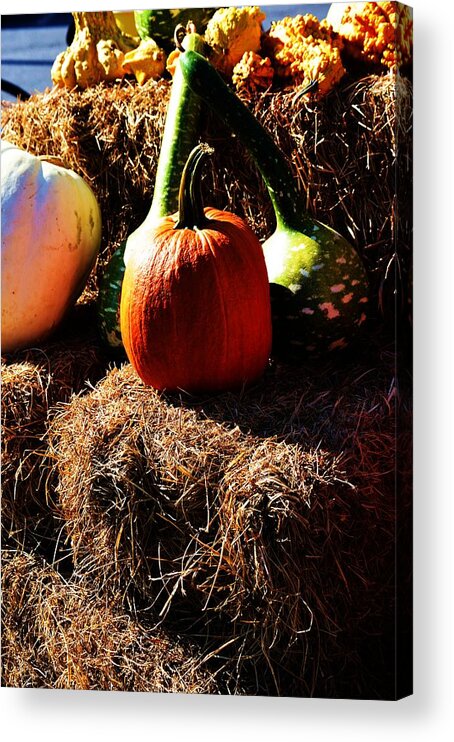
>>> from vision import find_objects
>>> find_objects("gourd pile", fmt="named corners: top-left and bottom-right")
top-left (1, 4), bottom-right (413, 699)
top-left (50, 5), bottom-right (412, 95)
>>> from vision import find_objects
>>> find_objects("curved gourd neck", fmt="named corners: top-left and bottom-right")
top-left (179, 50), bottom-right (315, 235)
top-left (146, 33), bottom-right (205, 224)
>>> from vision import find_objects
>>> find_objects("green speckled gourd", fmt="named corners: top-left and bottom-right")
top-left (179, 50), bottom-right (370, 361)
top-left (97, 244), bottom-right (125, 352)
top-left (97, 29), bottom-right (206, 352)
top-left (134, 8), bottom-right (218, 52)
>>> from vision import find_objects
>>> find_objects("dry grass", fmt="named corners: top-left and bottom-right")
top-left (1, 318), bottom-right (411, 697)
top-left (1, 549), bottom-right (222, 694)
top-left (48, 333), bottom-right (411, 697)
top-left (1, 304), bottom-right (108, 551)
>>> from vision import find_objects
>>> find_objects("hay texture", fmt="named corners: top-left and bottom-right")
top-left (1, 549), bottom-right (221, 693)
top-left (49, 336), bottom-right (411, 698)
top-left (1, 72), bottom-right (412, 323)
top-left (1, 305), bottom-right (108, 551)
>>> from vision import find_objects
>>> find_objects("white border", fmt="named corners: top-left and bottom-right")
top-left (1, 1), bottom-right (453, 740)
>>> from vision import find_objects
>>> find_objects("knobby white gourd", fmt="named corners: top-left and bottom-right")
top-left (1, 141), bottom-right (102, 353)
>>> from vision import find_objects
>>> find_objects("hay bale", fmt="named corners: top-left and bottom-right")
top-left (49, 336), bottom-right (411, 697)
top-left (49, 364), bottom-right (342, 694)
top-left (1, 549), bottom-right (221, 693)
top-left (1, 360), bottom-right (55, 546)
top-left (1, 73), bottom-right (412, 322)
top-left (1, 304), bottom-right (108, 551)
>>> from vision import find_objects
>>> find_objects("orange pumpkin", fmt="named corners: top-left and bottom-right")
top-left (120, 144), bottom-right (271, 393)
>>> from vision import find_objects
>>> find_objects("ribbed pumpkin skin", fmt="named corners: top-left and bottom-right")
top-left (120, 207), bottom-right (271, 393)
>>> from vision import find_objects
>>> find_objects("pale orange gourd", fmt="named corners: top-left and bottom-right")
top-left (1, 141), bottom-right (101, 353)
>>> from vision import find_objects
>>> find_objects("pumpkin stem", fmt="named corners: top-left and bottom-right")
top-left (175, 142), bottom-right (214, 230)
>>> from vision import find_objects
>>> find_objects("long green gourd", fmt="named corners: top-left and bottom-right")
top-left (97, 29), bottom-right (206, 352)
top-left (179, 50), bottom-right (370, 360)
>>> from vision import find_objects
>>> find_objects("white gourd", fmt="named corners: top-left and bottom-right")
top-left (1, 141), bottom-right (102, 353)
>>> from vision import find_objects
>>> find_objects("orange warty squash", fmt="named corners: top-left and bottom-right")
top-left (120, 143), bottom-right (272, 393)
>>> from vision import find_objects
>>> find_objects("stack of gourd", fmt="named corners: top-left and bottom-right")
top-left (2, 7), bottom-right (381, 380)
top-left (49, 6), bottom-right (413, 95)
top-left (2, 4), bottom-right (412, 374)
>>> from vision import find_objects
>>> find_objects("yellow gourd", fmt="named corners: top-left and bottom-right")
top-left (123, 38), bottom-right (166, 85)
top-left (1, 142), bottom-right (102, 353)
top-left (232, 51), bottom-right (274, 99)
top-left (326, 2), bottom-right (413, 69)
top-left (205, 6), bottom-right (266, 76)
top-left (51, 11), bottom-right (139, 89)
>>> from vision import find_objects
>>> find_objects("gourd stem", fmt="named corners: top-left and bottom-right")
top-left (175, 143), bottom-right (213, 230)
top-left (179, 51), bottom-right (315, 233)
